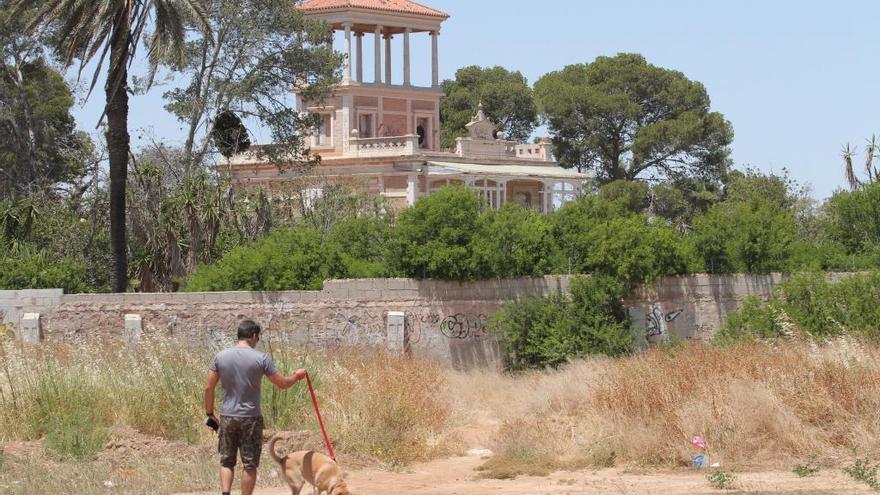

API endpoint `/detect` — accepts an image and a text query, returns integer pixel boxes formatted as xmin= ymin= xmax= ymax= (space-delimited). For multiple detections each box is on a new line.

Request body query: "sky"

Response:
xmin=70 ymin=0 xmax=880 ymax=201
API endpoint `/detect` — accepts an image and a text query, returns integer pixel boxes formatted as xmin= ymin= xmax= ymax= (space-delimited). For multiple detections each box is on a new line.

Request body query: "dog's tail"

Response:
xmin=268 ymin=434 xmax=285 ymax=466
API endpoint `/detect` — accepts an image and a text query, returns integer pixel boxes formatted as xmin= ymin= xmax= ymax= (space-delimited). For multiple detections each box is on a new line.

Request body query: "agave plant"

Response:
xmin=842 ymin=135 xmax=879 ymax=190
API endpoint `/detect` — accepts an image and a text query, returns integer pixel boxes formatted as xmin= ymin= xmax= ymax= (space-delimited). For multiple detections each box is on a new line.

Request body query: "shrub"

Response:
xmin=845 ymin=457 xmax=880 ymax=490
xmin=0 ymin=248 xmax=89 ymax=293
xmin=185 ymin=226 xmax=331 ymax=291
xmin=714 ymin=295 xmax=785 ymax=344
xmin=492 ymin=275 xmax=633 ymax=370
xmin=822 ymin=181 xmax=880 ymax=259
xmin=793 ymin=461 xmax=819 ymax=477
xmin=324 ymin=216 xmax=391 ymax=279
xmin=551 ymin=195 xmax=690 ymax=284
xmin=385 ymin=186 xmax=482 ymax=280
xmin=471 ymin=204 xmax=556 ymax=279
xmin=716 ymin=271 xmax=880 ymax=341
xmin=707 ymin=469 xmax=737 ymax=490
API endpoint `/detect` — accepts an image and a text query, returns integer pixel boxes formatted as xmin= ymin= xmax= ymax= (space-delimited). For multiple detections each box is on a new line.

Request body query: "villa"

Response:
xmin=229 ymin=0 xmax=588 ymax=212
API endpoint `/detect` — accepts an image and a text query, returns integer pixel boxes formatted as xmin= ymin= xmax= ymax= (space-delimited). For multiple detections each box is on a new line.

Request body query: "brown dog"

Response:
xmin=269 ymin=436 xmax=354 ymax=495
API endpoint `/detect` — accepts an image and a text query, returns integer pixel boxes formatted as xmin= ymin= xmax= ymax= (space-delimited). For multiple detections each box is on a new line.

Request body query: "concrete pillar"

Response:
xmin=384 ymin=31 xmax=393 ymax=85
xmin=343 ymin=23 xmax=352 ymax=83
xmin=406 ymin=174 xmax=419 ymax=205
xmin=19 ymin=312 xmax=40 ymax=343
xmin=387 ymin=311 xmax=405 ymax=354
xmin=403 ymin=27 xmax=412 ymax=86
xmin=355 ymin=32 xmax=363 ymax=82
xmin=124 ymin=314 xmax=142 ymax=345
xmin=431 ymin=30 xmax=440 ymax=87
xmin=374 ymin=26 xmax=383 ymax=83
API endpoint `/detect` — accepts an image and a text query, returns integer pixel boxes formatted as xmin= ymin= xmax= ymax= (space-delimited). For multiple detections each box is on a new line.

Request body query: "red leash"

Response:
xmin=305 ymin=371 xmax=336 ymax=461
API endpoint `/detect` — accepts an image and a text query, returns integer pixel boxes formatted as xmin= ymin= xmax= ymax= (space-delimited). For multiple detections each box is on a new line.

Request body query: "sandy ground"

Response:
xmin=178 ymin=451 xmax=874 ymax=495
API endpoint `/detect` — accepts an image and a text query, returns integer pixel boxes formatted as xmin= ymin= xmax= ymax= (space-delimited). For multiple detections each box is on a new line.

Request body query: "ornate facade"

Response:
xmin=228 ymin=0 xmax=588 ymax=211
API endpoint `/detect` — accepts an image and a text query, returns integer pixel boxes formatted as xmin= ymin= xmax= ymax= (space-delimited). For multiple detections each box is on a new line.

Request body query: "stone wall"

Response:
xmin=625 ymin=273 xmax=787 ymax=345
xmin=0 ymin=277 xmax=573 ymax=370
xmin=1 ymin=274 xmax=791 ymax=369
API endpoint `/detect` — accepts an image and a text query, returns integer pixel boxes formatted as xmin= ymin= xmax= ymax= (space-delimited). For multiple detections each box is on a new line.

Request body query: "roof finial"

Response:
xmin=475 ymin=100 xmax=486 ymax=121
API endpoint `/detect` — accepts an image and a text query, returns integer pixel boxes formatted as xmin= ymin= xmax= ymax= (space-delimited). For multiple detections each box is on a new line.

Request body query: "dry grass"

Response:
xmin=452 ymin=338 xmax=880 ymax=478
xmin=0 ymin=334 xmax=456 ymax=493
xmin=5 ymin=332 xmax=880 ymax=489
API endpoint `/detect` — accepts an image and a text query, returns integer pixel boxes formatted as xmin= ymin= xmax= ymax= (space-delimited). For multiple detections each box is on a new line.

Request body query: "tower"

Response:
xmin=297 ymin=0 xmax=448 ymax=156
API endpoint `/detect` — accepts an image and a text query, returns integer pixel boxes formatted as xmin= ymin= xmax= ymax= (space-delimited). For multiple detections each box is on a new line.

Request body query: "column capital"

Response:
xmin=342 ymin=21 xmax=353 ymax=28
xmin=405 ymin=27 xmax=413 ymax=33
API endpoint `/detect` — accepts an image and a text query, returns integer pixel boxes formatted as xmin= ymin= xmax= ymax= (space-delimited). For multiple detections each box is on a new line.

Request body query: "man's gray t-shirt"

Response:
xmin=210 ymin=347 xmax=277 ymax=417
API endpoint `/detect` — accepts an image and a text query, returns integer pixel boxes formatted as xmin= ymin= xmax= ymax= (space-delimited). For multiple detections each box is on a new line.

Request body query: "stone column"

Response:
xmin=403 ymin=27 xmax=412 ymax=86
xmin=374 ymin=26 xmax=383 ymax=83
xmin=406 ymin=175 xmax=419 ymax=206
xmin=355 ymin=32 xmax=364 ymax=82
xmin=431 ymin=30 xmax=440 ymax=87
xmin=343 ymin=23 xmax=352 ymax=83
xmin=384 ymin=31 xmax=393 ymax=85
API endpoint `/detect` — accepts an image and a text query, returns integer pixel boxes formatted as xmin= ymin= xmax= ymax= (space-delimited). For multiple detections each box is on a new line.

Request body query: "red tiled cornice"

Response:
xmin=298 ymin=0 xmax=449 ymax=19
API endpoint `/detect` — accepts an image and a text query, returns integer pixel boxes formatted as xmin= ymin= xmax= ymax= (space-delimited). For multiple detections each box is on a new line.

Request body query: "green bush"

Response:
xmin=471 ymin=204 xmax=556 ymax=279
xmin=324 ymin=216 xmax=391 ymax=279
xmin=714 ymin=295 xmax=784 ymax=344
xmin=492 ymin=275 xmax=633 ymax=370
xmin=551 ymin=195 xmax=691 ymax=284
xmin=185 ymin=227 xmax=330 ymax=291
xmin=716 ymin=271 xmax=880 ymax=341
xmin=0 ymin=248 xmax=89 ymax=293
xmin=822 ymin=182 xmax=880 ymax=258
xmin=385 ymin=186 xmax=482 ymax=280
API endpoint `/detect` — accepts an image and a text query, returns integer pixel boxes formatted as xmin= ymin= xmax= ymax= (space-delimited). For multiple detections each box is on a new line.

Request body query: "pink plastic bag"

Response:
xmin=690 ymin=436 xmax=706 ymax=449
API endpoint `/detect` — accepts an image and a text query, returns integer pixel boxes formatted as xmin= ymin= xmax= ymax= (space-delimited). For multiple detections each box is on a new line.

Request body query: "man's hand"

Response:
xmin=205 ymin=414 xmax=219 ymax=432
xmin=269 ymin=368 xmax=308 ymax=390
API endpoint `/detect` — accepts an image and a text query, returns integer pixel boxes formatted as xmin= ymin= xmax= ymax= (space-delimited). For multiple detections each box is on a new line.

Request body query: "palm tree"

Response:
xmin=18 ymin=0 xmax=209 ymax=292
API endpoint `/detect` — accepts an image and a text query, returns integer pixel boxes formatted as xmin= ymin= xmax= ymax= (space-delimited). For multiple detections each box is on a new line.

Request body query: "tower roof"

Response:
xmin=298 ymin=0 xmax=449 ymax=20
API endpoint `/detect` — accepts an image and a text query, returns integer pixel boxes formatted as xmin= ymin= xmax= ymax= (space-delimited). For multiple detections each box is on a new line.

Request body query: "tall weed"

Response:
xmin=469 ymin=340 xmax=880 ymax=477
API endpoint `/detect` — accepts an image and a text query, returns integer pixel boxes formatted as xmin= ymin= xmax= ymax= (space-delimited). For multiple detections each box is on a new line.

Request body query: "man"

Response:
xmin=204 ymin=319 xmax=307 ymax=495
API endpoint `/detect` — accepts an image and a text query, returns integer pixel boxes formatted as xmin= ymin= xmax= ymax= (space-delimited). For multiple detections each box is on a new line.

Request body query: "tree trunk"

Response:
xmin=105 ymin=15 xmax=131 ymax=293
xmin=11 ymin=56 xmax=38 ymax=188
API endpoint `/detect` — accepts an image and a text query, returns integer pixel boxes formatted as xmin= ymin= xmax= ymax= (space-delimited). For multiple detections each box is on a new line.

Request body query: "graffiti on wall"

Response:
xmin=646 ymin=306 xmax=684 ymax=338
xmin=335 ymin=310 xmax=386 ymax=345
xmin=404 ymin=311 xmax=490 ymax=344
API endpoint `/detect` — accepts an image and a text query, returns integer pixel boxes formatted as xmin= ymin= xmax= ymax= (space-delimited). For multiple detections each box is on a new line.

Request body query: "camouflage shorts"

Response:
xmin=218 ymin=416 xmax=264 ymax=470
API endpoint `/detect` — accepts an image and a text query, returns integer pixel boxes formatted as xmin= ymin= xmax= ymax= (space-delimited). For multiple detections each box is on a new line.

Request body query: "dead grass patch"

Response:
xmin=456 ymin=338 xmax=880 ymax=478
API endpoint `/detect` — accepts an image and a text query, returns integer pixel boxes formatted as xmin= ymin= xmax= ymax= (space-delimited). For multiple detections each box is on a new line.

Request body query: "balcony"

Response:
xmin=350 ymin=134 xmax=421 ymax=157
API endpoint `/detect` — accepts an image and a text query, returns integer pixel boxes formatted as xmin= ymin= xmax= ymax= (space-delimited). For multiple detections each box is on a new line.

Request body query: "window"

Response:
xmin=416 ymin=117 xmax=430 ymax=149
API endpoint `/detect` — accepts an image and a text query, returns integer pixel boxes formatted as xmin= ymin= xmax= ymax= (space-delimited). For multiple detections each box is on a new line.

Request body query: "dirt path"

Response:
xmin=178 ymin=451 xmax=872 ymax=495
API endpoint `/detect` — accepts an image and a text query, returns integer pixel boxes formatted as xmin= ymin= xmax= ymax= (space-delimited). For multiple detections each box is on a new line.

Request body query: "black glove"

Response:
xmin=205 ymin=415 xmax=219 ymax=432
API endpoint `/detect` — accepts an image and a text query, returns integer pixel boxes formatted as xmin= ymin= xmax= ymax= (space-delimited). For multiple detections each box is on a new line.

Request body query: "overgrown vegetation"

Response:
xmin=492 ymin=275 xmax=633 ymax=370
xmin=0 ymin=336 xmax=453 ymax=466
xmin=453 ymin=339 xmax=880 ymax=479
xmin=716 ymin=271 xmax=880 ymax=343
